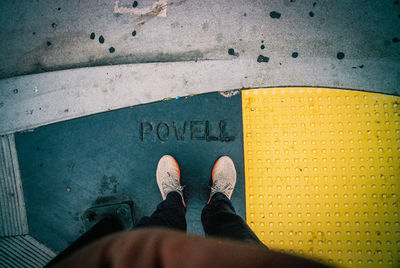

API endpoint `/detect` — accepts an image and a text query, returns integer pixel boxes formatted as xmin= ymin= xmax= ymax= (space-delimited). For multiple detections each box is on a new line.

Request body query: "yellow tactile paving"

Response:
xmin=242 ymin=88 xmax=400 ymax=267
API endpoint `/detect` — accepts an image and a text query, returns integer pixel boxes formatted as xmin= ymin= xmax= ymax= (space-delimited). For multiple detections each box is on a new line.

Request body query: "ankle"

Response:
xmin=207 ymin=191 xmax=228 ymax=204
xmin=167 ymin=190 xmax=186 ymax=207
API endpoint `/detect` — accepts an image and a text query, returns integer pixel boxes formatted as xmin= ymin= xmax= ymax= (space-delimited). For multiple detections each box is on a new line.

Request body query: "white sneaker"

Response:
xmin=209 ymin=156 xmax=237 ymax=200
xmin=156 ymin=155 xmax=185 ymax=205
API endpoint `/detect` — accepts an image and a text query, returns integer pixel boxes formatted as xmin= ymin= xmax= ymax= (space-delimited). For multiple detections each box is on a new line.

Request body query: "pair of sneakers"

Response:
xmin=156 ymin=155 xmax=237 ymax=206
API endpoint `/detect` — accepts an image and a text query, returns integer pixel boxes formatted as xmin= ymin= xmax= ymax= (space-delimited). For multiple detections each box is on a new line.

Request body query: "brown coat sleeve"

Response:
xmin=52 ymin=228 xmax=331 ymax=268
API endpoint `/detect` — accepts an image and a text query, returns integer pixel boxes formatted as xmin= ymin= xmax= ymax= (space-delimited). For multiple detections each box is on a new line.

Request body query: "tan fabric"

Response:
xmin=53 ymin=228 xmax=330 ymax=268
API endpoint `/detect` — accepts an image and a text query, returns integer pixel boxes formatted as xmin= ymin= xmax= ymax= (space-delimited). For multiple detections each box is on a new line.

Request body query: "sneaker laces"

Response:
xmin=210 ymin=182 xmax=233 ymax=195
xmin=161 ymin=181 xmax=185 ymax=193
xmin=162 ymin=181 xmax=185 ymax=205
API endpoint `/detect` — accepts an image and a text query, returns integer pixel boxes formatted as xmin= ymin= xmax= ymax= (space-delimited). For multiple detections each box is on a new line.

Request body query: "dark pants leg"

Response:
xmin=46 ymin=217 xmax=124 ymax=267
xmin=48 ymin=192 xmax=185 ymax=266
xmin=201 ymin=192 xmax=265 ymax=247
xmin=135 ymin=191 xmax=187 ymax=231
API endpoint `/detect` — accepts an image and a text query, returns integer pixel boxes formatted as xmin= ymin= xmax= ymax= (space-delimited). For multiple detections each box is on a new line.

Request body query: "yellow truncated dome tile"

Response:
xmin=242 ymin=88 xmax=400 ymax=267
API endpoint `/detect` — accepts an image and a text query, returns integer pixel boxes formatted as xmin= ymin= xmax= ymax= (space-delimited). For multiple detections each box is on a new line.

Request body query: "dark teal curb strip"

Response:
xmin=15 ymin=92 xmax=245 ymax=252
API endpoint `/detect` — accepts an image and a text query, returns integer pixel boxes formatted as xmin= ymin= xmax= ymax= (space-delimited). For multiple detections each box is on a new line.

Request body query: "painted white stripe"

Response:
xmin=113 ymin=0 xmax=168 ymax=17
xmin=0 ymin=58 xmax=399 ymax=135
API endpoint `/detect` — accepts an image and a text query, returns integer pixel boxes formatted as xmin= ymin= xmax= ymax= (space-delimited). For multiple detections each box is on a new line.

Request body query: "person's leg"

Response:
xmin=202 ymin=192 xmax=263 ymax=245
xmin=46 ymin=217 xmax=124 ymax=267
xmin=135 ymin=191 xmax=186 ymax=231
xmin=201 ymin=156 xmax=265 ymax=246
xmin=135 ymin=155 xmax=187 ymax=231
xmin=47 ymin=155 xmax=186 ymax=267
